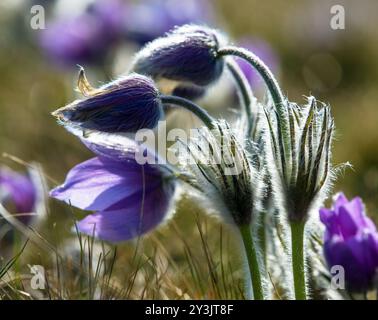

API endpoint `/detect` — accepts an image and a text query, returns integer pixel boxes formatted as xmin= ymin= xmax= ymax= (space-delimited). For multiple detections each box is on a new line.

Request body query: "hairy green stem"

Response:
xmin=218 ymin=46 xmax=285 ymax=115
xmin=160 ymin=95 xmax=215 ymax=130
xmin=218 ymin=46 xmax=290 ymax=165
xmin=290 ymin=220 xmax=307 ymax=300
xmin=239 ymin=224 xmax=264 ymax=300
xmin=225 ymin=59 xmax=254 ymax=137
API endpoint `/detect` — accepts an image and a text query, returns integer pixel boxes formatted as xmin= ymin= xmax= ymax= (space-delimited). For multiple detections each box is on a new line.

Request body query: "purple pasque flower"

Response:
xmin=320 ymin=193 xmax=378 ymax=292
xmin=123 ymin=0 xmax=213 ymax=46
xmin=53 ymin=71 xmax=164 ymax=133
xmin=50 ymin=135 xmax=177 ymax=242
xmin=0 ymin=167 xmax=36 ymax=224
xmin=236 ymin=38 xmax=280 ymax=90
xmin=40 ymin=0 xmax=125 ymax=66
xmin=132 ymin=24 xmax=226 ymax=99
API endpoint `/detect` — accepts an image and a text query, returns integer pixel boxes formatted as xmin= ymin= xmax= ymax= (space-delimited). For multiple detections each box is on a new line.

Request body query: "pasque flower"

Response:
xmin=53 ymin=70 xmax=164 ymax=133
xmin=132 ymin=24 xmax=226 ymax=99
xmin=320 ymin=193 xmax=378 ymax=292
xmin=0 ymin=167 xmax=36 ymax=224
xmin=50 ymin=135 xmax=177 ymax=242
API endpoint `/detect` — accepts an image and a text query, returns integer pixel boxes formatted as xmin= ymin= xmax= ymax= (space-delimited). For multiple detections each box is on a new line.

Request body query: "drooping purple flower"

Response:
xmin=53 ymin=71 xmax=164 ymax=133
xmin=236 ymin=38 xmax=280 ymax=90
xmin=132 ymin=24 xmax=226 ymax=99
xmin=320 ymin=193 xmax=378 ymax=292
xmin=0 ymin=167 xmax=36 ymax=224
xmin=123 ymin=0 xmax=213 ymax=45
xmin=50 ymin=136 xmax=176 ymax=242
xmin=40 ymin=0 xmax=125 ymax=66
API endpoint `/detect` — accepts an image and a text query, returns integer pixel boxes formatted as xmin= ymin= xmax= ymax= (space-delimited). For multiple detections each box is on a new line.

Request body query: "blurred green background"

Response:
xmin=0 ymin=0 xmax=377 ymax=219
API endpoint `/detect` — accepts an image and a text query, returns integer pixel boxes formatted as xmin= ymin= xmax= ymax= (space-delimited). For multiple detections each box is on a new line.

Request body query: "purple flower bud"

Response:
xmin=320 ymin=193 xmax=378 ymax=292
xmin=50 ymin=136 xmax=176 ymax=242
xmin=132 ymin=25 xmax=226 ymax=98
xmin=0 ymin=167 xmax=36 ymax=224
xmin=53 ymin=71 xmax=163 ymax=133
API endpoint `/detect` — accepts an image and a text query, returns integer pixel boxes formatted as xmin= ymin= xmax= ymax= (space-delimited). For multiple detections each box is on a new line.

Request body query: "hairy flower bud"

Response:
xmin=178 ymin=120 xmax=263 ymax=227
xmin=264 ymin=96 xmax=334 ymax=222
xmin=131 ymin=24 xmax=226 ymax=99
xmin=53 ymin=69 xmax=164 ymax=133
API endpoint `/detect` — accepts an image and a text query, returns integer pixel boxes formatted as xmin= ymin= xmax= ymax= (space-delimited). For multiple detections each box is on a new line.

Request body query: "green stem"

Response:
xmin=290 ymin=220 xmax=307 ymax=300
xmin=225 ymin=59 xmax=254 ymax=137
xmin=218 ymin=46 xmax=285 ymax=116
xmin=160 ymin=94 xmax=215 ymax=130
xmin=218 ymin=46 xmax=290 ymax=164
xmin=239 ymin=224 xmax=264 ymax=300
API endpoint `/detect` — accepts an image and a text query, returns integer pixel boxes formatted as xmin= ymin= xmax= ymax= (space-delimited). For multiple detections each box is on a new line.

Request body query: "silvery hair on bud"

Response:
xmin=176 ymin=119 xmax=265 ymax=227
xmin=131 ymin=24 xmax=227 ymax=99
xmin=264 ymin=96 xmax=335 ymax=223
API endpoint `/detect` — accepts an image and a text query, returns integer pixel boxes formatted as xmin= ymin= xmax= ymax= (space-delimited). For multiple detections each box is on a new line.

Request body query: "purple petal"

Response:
xmin=337 ymin=205 xmax=359 ymax=238
xmin=333 ymin=192 xmax=348 ymax=211
xmin=77 ymin=182 xmax=175 ymax=242
xmin=50 ymin=157 xmax=144 ymax=211
xmin=338 ymin=197 xmax=372 ymax=238
xmin=324 ymin=238 xmax=372 ymax=291
xmin=319 ymin=208 xmax=340 ymax=240
xmin=319 ymin=208 xmax=334 ymax=225
xmin=63 ymin=124 xmax=161 ymax=165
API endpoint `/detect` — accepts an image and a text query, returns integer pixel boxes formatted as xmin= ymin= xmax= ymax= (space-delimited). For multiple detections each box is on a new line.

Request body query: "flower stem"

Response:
xmin=218 ymin=46 xmax=285 ymax=115
xmin=239 ymin=224 xmax=264 ymax=300
xmin=225 ymin=59 xmax=254 ymax=137
xmin=290 ymin=220 xmax=307 ymax=300
xmin=218 ymin=46 xmax=290 ymax=162
xmin=160 ymin=94 xmax=215 ymax=130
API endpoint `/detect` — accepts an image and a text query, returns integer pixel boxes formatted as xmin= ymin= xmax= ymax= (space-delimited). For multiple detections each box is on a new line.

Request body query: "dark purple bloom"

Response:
xmin=40 ymin=0 xmax=124 ymax=66
xmin=236 ymin=38 xmax=280 ymax=90
xmin=320 ymin=193 xmax=378 ymax=292
xmin=53 ymin=72 xmax=163 ymax=133
xmin=50 ymin=137 xmax=176 ymax=242
xmin=0 ymin=167 xmax=36 ymax=224
xmin=123 ymin=0 xmax=213 ymax=45
xmin=132 ymin=24 xmax=226 ymax=98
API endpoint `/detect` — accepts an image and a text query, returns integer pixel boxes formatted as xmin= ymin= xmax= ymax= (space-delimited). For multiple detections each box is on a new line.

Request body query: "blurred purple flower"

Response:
xmin=123 ymin=0 xmax=213 ymax=45
xmin=320 ymin=193 xmax=378 ymax=292
xmin=40 ymin=0 xmax=125 ymax=66
xmin=236 ymin=38 xmax=280 ymax=90
xmin=50 ymin=137 xmax=176 ymax=242
xmin=0 ymin=167 xmax=36 ymax=224
xmin=53 ymin=71 xmax=163 ymax=133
